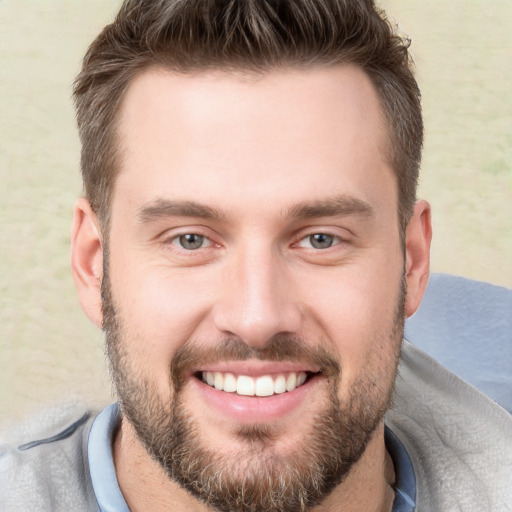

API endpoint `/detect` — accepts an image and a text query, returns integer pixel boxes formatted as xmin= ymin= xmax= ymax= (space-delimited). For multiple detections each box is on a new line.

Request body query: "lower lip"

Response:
xmin=190 ymin=375 xmax=321 ymax=424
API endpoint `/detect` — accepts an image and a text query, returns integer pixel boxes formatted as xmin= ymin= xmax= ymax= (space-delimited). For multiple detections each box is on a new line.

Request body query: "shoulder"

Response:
xmin=0 ymin=402 xmax=100 ymax=512
xmin=386 ymin=341 xmax=512 ymax=512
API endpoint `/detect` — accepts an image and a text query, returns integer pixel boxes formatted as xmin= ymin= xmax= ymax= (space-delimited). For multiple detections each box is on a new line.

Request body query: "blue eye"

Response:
xmin=175 ymin=234 xmax=208 ymax=250
xmin=298 ymin=233 xmax=339 ymax=249
xmin=309 ymin=233 xmax=335 ymax=249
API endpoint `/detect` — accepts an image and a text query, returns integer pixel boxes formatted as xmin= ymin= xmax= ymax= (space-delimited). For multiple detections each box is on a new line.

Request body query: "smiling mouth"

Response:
xmin=198 ymin=371 xmax=317 ymax=397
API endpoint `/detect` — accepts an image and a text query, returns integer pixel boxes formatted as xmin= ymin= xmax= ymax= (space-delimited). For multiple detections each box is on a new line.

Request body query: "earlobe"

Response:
xmin=71 ymin=198 xmax=104 ymax=328
xmin=404 ymin=200 xmax=432 ymax=318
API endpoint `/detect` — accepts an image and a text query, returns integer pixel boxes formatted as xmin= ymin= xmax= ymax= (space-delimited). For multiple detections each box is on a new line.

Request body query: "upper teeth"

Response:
xmin=202 ymin=371 xmax=308 ymax=396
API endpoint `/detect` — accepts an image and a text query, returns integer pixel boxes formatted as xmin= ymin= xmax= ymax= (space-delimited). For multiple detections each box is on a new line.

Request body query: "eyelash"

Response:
xmin=162 ymin=230 xmax=215 ymax=252
xmin=295 ymin=233 xmax=343 ymax=250
xmin=164 ymin=231 xmax=345 ymax=253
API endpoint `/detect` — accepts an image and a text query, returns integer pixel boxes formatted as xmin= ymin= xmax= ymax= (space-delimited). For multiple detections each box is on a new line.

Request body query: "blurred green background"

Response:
xmin=1 ymin=1 xmax=511 ymax=424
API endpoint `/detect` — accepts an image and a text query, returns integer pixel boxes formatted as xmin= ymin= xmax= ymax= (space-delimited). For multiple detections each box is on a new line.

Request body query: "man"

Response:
xmin=1 ymin=1 xmax=510 ymax=511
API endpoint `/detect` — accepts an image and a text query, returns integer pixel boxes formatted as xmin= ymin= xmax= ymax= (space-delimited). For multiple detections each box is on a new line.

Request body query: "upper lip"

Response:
xmin=192 ymin=360 xmax=321 ymax=377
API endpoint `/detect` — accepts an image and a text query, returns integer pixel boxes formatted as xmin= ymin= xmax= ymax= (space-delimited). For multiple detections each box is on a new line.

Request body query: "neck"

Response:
xmin=316 ymin=423 xmax=396 ymax=512
xmin=113 ymin=419 xmax=395 ymax=512
xmin=113 ymin=416 xmax=205 ymax=512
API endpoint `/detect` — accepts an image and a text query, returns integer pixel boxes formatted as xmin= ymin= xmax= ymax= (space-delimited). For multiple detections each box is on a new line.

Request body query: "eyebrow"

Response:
xmin=137 ymin=199 xmax=225 ymax=224
xmin=286 ymin=195 xmax=375 ymax=220
xmin=137 ymin=194 xmax=374 ymax=225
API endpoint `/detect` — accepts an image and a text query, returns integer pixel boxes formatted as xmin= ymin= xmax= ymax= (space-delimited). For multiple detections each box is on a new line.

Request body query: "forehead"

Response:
xmin=114 ymin=64 xmax=395 ymax=219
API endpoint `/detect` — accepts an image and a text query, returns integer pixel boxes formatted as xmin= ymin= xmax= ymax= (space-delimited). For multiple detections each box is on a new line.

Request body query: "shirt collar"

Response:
xmin=88 ymin=403 xmax=416 ymax=511
xmin=385 ymin=424 xmax=417 ymax=511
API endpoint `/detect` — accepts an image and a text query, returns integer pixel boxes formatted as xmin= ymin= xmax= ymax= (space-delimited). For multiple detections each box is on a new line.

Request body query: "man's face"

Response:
xmin=104 ymin=65 xmax=405 ymax=510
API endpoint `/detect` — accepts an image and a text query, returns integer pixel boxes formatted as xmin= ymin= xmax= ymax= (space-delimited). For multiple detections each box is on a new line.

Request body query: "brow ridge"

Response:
xmin=137 ymin=199 xmax=225 ymax=223
xmin=287 ymin=195 xmax=374 ymax=220
xmin=137 ymin=195 xmax=374 ymax=225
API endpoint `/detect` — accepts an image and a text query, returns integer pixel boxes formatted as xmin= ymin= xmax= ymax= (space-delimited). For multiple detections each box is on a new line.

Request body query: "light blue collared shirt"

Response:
xmin=88 ymin=403 xmax=416 ymax=511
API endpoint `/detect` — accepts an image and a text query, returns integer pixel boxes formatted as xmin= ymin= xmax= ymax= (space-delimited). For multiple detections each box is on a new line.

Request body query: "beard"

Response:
xmin=102 ymin=257 xmax=405 ymax=512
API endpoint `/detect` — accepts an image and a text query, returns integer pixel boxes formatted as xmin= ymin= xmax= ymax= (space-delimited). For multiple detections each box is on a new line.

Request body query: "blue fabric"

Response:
xmin=405 ymin=273 xmax=512 ymax=413
xmin=88 ymin=404 xmax=416 ymax=510
xmin=88 ymin=403 xmax=129 ymax=512
xmin=385 ymin=426 xmax=416 ymax=512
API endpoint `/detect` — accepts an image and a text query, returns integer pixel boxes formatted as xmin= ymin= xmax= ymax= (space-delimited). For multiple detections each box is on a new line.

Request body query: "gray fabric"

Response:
xmin=387 ymin=340 xmax=512 ymax=512
xmin=1 ymin=343 xmax=511 ymax=511
xmin=0 ymin=402 xmax=99 ymax=512
xmin=405 ymin=273 xmax=512 ymax=413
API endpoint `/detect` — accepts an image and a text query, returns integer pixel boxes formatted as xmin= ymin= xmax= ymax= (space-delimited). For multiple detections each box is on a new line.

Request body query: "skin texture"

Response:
xmin=71 ymin=64 xmax=431 ymax=511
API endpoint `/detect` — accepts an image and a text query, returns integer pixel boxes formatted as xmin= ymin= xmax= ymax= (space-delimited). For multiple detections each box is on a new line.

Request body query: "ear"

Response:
xmin=71 ymin=198 xmax=104 ymax=328
xmin=404 ymin=200 xmax=432 ymax=318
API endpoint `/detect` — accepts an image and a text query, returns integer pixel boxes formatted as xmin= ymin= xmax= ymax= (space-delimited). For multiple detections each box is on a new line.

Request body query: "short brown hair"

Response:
xmin=74 ymin=0 xmax=422 ymax=232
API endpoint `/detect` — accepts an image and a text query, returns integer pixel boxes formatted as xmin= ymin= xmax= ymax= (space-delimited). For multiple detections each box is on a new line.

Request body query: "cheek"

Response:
xmin=302 ymin=258 xmax=403 ymax=379
xmin=109 ymin=260 xmax=218 ymax=387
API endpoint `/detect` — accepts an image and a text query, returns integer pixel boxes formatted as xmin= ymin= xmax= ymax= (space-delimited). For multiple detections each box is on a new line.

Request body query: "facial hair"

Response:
xmin=102 ymin=255 xmax=405 ymax=512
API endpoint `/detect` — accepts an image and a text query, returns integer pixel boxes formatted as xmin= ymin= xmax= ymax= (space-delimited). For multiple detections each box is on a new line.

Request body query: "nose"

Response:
xmin=212 ymin=244 xmax=302 ymax=348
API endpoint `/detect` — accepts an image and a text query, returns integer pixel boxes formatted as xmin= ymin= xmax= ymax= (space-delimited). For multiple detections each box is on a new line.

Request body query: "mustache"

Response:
xmin=170 ymin=334 xmax=341 ymax=391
